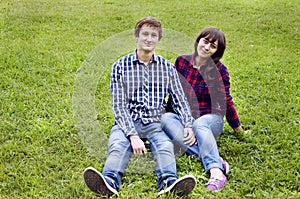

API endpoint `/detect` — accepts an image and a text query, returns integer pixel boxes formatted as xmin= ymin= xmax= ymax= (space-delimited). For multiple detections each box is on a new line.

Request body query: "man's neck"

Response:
xmin=137 ymin=49 xmax=153 ymax=64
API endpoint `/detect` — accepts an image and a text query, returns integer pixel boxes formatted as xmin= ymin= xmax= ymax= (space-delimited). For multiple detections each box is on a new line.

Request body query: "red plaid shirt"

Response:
xmin=174 ymin=54 xmax=241 ymax=129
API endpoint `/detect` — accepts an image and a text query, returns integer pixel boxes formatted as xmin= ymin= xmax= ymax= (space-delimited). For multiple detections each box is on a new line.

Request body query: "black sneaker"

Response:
xmin=83 ymin=167 xmax=119 ymax=197
xmin=157 ymin=175 xmax=196 ymax=197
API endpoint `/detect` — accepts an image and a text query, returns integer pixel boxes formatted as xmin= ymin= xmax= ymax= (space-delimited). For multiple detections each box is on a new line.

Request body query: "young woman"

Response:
xmin=161 ymin=27 xmax=243 ymax=191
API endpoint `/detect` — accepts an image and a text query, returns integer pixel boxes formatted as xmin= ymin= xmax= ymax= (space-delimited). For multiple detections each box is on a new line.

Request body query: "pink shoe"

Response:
xmin=205 ymin=174 xmax=227 ymax=191
xmin=220 ymin=157 xmax=230 ymax=174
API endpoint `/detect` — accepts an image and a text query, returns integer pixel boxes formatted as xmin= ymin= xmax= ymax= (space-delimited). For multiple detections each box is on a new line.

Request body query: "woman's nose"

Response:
xmin=204 ymin=43 xmax=210 ymax=50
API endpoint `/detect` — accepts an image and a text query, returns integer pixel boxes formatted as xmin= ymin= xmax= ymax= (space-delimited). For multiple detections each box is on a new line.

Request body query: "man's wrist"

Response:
xmin=184 ymin=122 xmax=193 ymax=129
xmin=129 ymin=135 xmax=139 ymax=141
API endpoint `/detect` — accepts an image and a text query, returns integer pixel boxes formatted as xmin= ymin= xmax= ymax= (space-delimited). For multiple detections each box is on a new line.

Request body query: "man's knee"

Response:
xmin=108 ymin=139 xmax=131 ymax=155
xmin=161 ymin=112 xmax=177 ymax=127
xmin=157 ymin=140 xmax=174 ymax=153
xmin=161 ymin=112 xmax=173 ymax=122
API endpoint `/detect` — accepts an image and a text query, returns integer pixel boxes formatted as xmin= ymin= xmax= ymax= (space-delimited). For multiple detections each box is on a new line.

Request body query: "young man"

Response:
xmin=83 ymin=16 xmax=196 ymax=197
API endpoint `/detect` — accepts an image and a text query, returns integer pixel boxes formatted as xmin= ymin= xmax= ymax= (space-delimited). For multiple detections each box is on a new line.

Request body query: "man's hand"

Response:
xmin=183 ymin=128 xmax=197 ymax=146
xmin=129 ymin=135 xmax=147 ymax=154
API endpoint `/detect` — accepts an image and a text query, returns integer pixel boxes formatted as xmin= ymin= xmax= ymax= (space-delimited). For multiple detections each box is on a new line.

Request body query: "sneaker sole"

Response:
xmin=220 ymin=157 xmax=230 ymax=175
xmin=83 ymin=167 xmax=118 ymax=197
xmin=158 ymin=175 xmax=196 ymax=197
xmin=223 ymin=161 xmax=230 ymax=175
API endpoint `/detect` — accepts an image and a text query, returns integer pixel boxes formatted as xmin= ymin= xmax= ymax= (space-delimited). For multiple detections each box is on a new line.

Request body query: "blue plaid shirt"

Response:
xmin=110 ymin=51 xmax=194 ymax=136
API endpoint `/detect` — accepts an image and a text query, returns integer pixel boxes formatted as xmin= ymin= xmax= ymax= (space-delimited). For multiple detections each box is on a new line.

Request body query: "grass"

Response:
xmin=1 ymin=0 xmax=299 ymax=198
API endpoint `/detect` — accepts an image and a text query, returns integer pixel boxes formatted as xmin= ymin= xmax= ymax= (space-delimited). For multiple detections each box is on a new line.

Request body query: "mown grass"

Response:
xmin=1 ymin=0 xmax=299 ymax=198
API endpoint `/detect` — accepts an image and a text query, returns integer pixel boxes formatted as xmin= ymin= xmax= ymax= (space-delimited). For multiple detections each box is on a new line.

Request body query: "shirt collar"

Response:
xmin=132 ymin=50 xmax=139 ymax=62
xmin=133 ymin=50 xmax=158 ymax=64
xmin=188 ymin=54 xmax=196 ymax=68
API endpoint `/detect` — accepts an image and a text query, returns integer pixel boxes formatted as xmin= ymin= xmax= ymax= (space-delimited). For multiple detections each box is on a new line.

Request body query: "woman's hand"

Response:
xmin=234 ymin=125 xmax=243 ymax=133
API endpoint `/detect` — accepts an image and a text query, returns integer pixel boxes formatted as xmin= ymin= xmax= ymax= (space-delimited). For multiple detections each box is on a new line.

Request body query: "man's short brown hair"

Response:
xmin=134 ymin=16 xmax=162 ymax=40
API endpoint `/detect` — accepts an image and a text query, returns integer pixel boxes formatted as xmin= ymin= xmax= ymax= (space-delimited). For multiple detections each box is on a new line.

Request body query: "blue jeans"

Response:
xmin=161 ymin=112 xmax=224 ymax=173
xmin=102 ymin=120 xmax=178 ymax=191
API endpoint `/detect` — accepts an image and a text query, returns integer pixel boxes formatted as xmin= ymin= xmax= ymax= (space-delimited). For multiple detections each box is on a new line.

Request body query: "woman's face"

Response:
xmin=197 ymin=37 xmax=218 ymax=59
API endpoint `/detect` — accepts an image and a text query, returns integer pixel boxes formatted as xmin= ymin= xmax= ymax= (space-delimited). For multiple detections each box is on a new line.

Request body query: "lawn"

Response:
xmin=1 ymin=0 xmax=299 ymax=198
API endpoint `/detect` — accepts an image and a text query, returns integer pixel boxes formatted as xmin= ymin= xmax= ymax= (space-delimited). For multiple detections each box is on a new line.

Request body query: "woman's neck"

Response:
xmin=194 ymin=55 xmax=207 ymax=67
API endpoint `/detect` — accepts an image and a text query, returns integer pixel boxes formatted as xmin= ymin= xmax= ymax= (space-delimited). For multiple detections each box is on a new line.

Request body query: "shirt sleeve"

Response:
xmin=168 ymin=64 xmax=194 ymax=128
xmin=110 ymin=61 xmax=137 ymax=137
xmin=220 ymin=64 xmax=241 ymax=129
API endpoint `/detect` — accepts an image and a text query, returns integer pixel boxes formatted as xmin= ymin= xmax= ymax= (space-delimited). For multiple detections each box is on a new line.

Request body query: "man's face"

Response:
xmin=136 ymin=24 xmax=160 ymax=53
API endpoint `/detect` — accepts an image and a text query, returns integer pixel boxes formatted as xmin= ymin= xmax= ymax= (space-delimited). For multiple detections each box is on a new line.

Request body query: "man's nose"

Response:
xmin=146 ymin=35 xmax=152 ymax=41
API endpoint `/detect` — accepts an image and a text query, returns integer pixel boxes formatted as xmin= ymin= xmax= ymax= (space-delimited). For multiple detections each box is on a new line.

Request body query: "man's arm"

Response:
xmin=168 ymin=65 xmax=194 ymax=128
xmin=110 ymin=62 xmax=146 ymax=153
xmin=110 ymin=62 xmax=137 ymax=136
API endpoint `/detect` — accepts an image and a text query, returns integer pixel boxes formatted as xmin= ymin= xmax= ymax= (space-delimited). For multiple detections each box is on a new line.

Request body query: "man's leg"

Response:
xmin=84 ymin=124 xmax=132 ymax=196
xmin=140 ymin=122 xmax=196 ymax=196
xmin=102 ymin=125 xmax=133 ymax=189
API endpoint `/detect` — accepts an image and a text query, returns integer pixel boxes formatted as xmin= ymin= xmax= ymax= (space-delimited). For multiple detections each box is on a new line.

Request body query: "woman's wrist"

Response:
xmin=234 ymin=125 xmax=243 ymax=133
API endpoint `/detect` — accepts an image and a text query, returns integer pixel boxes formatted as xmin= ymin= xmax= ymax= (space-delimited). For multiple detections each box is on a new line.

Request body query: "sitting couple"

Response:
xmin=83 ymin=16 xmax=242 ymax=197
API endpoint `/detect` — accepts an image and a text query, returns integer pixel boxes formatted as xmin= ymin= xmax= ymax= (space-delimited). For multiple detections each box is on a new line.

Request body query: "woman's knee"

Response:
xmin=193 ymin=115 xmax=223 ymax=139
xmin=193 ymin=117 xmax=210 ymax=129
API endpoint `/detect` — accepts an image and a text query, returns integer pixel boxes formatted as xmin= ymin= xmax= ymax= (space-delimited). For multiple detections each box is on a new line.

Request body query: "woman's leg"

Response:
xmin=192 ymin=114 xmax=224 ymax=173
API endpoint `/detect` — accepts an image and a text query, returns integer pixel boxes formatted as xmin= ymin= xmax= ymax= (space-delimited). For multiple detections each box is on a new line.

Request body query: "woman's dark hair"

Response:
xmin=134 ymin=16 xmax=162 ymax=40
xmin=194 ymin=27 xmax=226 ymax=64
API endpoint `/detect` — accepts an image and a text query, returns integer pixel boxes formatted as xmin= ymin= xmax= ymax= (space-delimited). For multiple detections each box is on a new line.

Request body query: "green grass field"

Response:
xmin=1 ymin=0 xmax=299 ymax=198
